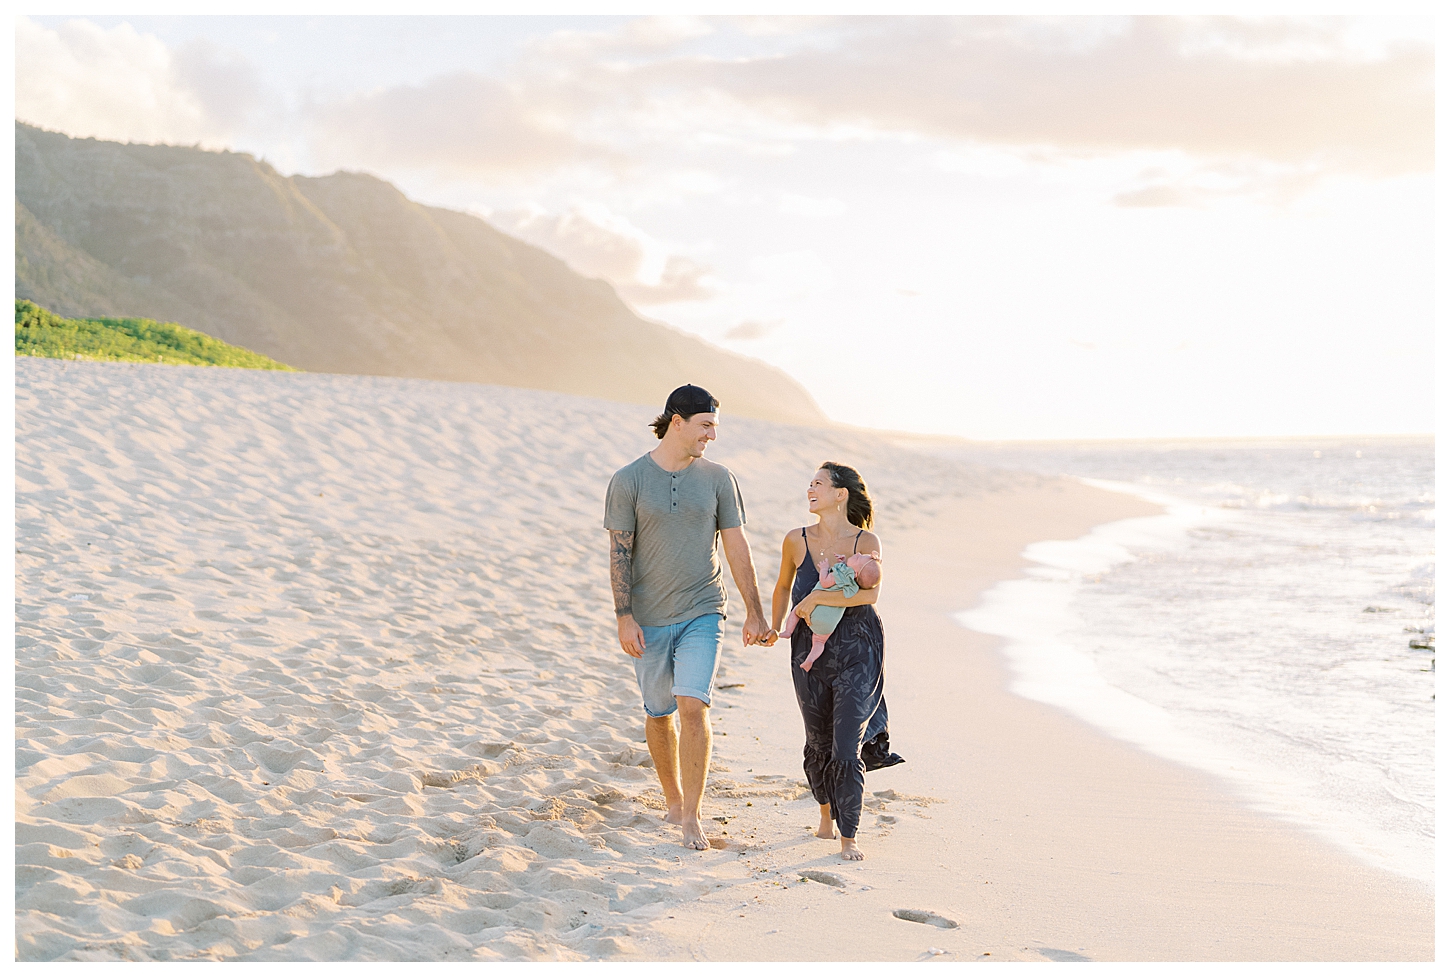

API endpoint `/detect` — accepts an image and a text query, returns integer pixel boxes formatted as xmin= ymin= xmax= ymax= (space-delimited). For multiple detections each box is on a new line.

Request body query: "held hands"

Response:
xmin=741 ymin=612 xmax=770 ymax=648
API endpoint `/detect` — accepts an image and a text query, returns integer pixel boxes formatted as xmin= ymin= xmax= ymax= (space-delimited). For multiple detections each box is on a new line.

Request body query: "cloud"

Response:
xmin=623 ymin=255 xmax=715 ymax=305
xmin=649 ymin=16 xmax=1433 ymax=176
xmin=17 ymin=13 xmax=1428 ymax=222
xmin=305 ymin=72 xmax=612 ymax=179
xmin=724 ymin=318 xmax=784 ymax=341
xmin=170 ymin=38 xmax=265 ymax=133
xmin=496 ymin=205 xmax=643 ymax=282
xmin=336 ymin=15 xmax=1425 ymax=197
xmin=14 ymin=18 xmax=615 ymax=183
xmin=532 ymin=15 xmax=716 ymax=58
xmin=15 ymin=16 xmax=265 ymax=148
xmin=1112 ymin=157 xmax=1326 ymax=208
xmin=749 ymin=250 xmax=835 ymax=299
xmin=1114 ymin=185 xmax=1199 ymax=208
xmin=780 ymin=193 xmax=846 ymax=217
xmin=494 ymin=205 xmax=714 ymax=306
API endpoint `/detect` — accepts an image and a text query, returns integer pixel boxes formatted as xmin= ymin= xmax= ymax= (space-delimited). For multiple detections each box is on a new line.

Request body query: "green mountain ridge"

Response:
xmin=15 ymin=299 xmax=294 ymax=370
xmin=14 ymin=122 xmax=827 ymax=426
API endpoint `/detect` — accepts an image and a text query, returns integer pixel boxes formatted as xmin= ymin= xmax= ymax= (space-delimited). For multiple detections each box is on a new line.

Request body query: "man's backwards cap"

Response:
xmin=665 ymin=384 xmax=719 ymax=418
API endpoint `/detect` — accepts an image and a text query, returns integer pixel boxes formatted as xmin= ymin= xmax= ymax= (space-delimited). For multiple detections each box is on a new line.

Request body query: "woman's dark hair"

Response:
xmin=820 ymin=461 xmax=873 ymax=529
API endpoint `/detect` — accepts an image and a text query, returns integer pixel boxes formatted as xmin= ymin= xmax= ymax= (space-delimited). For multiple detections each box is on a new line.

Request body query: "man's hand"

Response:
xmin=741 ymin=611 xmax=769 ymax=647
xmin=617 ymin=613 xmax=646 ymax=658
xmin=759 ymin=628 xmax=780 ymax=647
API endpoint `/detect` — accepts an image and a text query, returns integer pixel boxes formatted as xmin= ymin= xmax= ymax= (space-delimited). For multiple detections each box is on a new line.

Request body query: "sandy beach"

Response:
xmin=14 ymin=359 xmax=1433 ymax=961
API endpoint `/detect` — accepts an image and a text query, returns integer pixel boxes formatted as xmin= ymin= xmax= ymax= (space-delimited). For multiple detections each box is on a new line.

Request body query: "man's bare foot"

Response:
xmin=664 ymin=802 xmax=684 ymax=825
xmin=840 ymin=837 xmax=864 ymax=861
xmin=681 ymin=816 xmax=710 ymax=850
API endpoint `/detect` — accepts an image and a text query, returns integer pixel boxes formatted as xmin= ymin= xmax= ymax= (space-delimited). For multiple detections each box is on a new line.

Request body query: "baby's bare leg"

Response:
xmin=801 ymin=633 xmax=829 ymax=671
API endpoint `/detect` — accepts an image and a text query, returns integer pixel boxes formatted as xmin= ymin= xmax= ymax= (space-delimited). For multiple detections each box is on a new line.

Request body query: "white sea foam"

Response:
xmin=957 ymin=485 xmax=1257 ymax=802
xmin=955 ymin=453 xmax=1434 ymax=887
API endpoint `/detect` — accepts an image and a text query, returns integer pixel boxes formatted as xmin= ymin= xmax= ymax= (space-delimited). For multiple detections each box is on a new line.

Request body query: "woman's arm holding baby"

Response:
xmin=794 ymin=535 xmax=881 ymax=617
xmin=797 ymin=585 xmax=878 ymax=614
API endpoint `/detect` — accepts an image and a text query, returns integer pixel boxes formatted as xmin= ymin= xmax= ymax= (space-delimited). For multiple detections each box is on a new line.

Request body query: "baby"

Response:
xmin=782 ymin=551 xmax=882 ymax=671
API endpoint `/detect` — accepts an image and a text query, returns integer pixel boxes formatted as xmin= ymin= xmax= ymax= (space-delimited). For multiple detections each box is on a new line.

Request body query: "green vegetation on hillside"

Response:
xmin=15 ymin=122 xmax=825 ymax=424
xmin=15 ymin=300 xmax=295 ymax=371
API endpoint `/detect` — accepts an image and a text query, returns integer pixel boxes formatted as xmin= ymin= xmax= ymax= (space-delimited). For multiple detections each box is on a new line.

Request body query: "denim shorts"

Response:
xmin=635 ymin=613 xmax=725 ymax=717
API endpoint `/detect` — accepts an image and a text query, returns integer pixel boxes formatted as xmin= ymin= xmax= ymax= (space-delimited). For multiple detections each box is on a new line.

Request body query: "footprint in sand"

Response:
xmin=893 ymin=909 xmax=959 ymax=929
xmin=798 ymin=870 xmax=846 ymax=888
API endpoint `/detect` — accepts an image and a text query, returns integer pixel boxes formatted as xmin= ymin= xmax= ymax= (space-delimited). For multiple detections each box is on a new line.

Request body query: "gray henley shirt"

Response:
xmin=602 ymin=453 xmax=746 ymax=627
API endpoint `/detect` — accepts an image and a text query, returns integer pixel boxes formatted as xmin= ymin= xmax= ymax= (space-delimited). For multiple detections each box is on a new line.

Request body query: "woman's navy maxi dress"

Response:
xmin=789 ymin=528 xmax=897 ymax=839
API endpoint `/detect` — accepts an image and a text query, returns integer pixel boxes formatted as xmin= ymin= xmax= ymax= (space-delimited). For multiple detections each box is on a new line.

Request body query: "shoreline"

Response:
xmin=966 ymin=477 xmax=1432 ymax=887
xmin=645 ymin=478 xmax=1434 ymax=961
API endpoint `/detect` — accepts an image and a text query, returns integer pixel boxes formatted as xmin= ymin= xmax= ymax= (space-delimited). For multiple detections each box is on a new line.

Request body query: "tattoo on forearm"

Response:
xmin=609 ymin=531 xmax=635 ymax=617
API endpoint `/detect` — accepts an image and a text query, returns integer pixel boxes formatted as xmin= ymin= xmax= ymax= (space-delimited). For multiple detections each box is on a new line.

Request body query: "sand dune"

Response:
xmin=13 ymin=358 xmax=1006 ymax=961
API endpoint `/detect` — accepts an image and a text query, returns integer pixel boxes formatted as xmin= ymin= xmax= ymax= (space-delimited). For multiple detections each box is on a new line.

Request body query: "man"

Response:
xmin=603 ymin=384 xmax=770 ymax=850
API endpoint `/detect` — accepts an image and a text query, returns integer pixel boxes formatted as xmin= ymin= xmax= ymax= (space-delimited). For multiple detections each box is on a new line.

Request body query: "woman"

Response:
xmin=767 ymin=462 xmax=898 ymax=861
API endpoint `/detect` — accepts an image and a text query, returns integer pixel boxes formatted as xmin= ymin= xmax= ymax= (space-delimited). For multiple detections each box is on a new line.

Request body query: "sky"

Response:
xmin=14 ymin=13 xmax=1436 ymax=440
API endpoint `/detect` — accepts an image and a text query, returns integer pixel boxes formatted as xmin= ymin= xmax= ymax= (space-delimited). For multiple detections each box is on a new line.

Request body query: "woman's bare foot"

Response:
xmin=840 ymin=836 xmax=864 ymax=860
xmin=681 ymin=816 xmax=710 ymax=850
xmin=815 ymin=805 xmax=835 ymax=839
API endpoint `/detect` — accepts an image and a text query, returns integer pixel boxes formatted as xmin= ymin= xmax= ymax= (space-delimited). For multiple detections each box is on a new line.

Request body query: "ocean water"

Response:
xmin=935 ymin=437 xmax=1434 ymax=885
